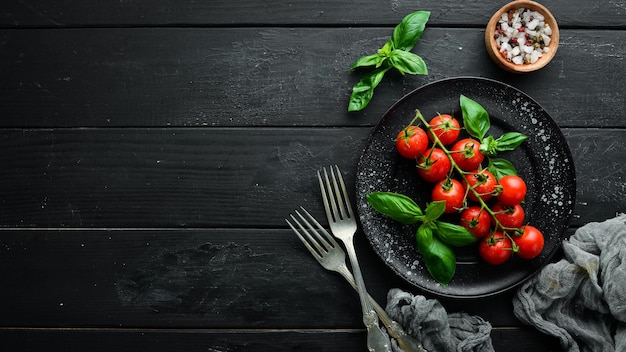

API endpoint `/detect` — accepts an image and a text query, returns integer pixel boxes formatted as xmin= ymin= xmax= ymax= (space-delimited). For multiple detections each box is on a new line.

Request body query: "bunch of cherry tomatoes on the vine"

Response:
xmin=395 ymin=112 xmax=544 ymax=265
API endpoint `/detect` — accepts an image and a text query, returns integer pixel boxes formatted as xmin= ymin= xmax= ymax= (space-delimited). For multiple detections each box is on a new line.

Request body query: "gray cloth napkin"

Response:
xmin=513 ymin=214 xmax=626 ymax=352
xmin=385 ymin=288 xmax=494 ymax=352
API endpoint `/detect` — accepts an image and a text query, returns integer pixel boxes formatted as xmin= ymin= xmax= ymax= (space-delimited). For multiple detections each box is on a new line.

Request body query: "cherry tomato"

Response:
xmin=498 ymin=175 xmax=527 ymax=206
xmin=432 ymin=178 xmax=466 ymax=214
xmin=460 ymin=206 xmax=491 ymax=238
xmin=464 ymin=169 xmax=497 ymax=202
xmin=479 ymin=232 xmax=512 ymax=265
xmin=395 ymin=126 xmax=429 ymax=159
xmin=450 ymin=138 xmax=484 ymax=171
xmin=428 ymin=114 xmax=460 ymax=145
xmin=492 ymin=202 xmax=525 ymax=229
xmin=513 ymin=225 xmax=545 ymax=259
xmin=417 ymin=148 xmax=452 ymax=183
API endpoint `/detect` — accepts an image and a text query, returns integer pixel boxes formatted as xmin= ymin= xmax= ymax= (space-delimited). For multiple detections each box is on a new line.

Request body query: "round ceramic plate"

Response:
xmin=355 ymin=77 xmax=576 ymax=298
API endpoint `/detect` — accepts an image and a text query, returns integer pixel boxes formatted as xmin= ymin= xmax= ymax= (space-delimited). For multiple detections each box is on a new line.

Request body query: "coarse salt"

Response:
xmin=494 ymin=7 xmax=552 ymax=65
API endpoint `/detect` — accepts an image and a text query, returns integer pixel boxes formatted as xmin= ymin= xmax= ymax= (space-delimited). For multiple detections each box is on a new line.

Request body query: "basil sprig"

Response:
xmin=460 ymin=95 xmax=528 ymax=178
xmin=366 ymin=192 xmax=476 ymax=286
xmin=348 ymin=11 xmax=430 ymax=112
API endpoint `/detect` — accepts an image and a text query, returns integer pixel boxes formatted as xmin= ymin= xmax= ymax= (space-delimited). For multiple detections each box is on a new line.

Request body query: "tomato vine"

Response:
xmin=366 ymin=95 xmax=545 ymax=286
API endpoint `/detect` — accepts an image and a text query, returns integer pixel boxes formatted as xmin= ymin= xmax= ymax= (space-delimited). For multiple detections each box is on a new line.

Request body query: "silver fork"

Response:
xmin=317 ymin=165 xmax=391 ymax=352
xmin=286 ymin=207 xmax=427 ymax=352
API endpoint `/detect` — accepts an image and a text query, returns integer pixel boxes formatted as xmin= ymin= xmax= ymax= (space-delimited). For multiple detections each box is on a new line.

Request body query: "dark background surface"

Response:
xmin=1 ymin=1 xmax=624 ymax=351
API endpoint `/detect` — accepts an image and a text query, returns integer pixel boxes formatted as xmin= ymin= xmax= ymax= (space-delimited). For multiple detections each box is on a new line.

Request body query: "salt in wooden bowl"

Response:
xmin=485 ymin=0 xmax=559 ymax=73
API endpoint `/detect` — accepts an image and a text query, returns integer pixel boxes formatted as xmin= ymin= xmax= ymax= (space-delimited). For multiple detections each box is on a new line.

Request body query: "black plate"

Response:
xmin=355 ymin=77 xmax=576 ymax=298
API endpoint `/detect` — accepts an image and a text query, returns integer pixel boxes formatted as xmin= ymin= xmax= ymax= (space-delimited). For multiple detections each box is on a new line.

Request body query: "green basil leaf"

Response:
xmin=366 ymin=192 xmax=424 ymax=224
xmin=348 ymin=67 xmax=390 ymax=112
xmin=424 ymin=200 xmax=446 ymax=221
xmin=378 ymin=39 xmax=394 ymax=57
xmin=487 ymin=157 xmax=518 ymax=180
xmin=391 ymin=11 xmax=431 ymax=51
xmin=351 ymin=53 xmax=386 ymax=71
xmin=388 ymin=50 xmax=428 ymax=75
xmin=415 ymin=223 xmax=433 ymax=243
xmin=495 ymin=132 xmax=528 ymax=152
xmin=416 ymin=224 xmax=456 ymax=286
xmin=460 ymin=95 xmax=490 ymax=139
xmin=480 ymin=135 xmax=498 ymax=156
xmin=434 ymin=220 xmax=478 ymax=247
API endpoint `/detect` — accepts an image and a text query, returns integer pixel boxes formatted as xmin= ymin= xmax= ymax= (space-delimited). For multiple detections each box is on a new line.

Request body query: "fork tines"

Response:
xmin=286 ymin=207 xmax=339 ymax=258
xmin=318 ymin=165 xmax=355 ymax=222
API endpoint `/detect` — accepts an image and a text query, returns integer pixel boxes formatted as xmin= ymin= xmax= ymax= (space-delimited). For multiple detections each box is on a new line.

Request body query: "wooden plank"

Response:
xmin=0 ymin=28 xmax=624 ymax=128
xmin=1 ymin=0 xmax=623 ymax=27
xmin=0 ymin=127 xmax=622 ymax=228
xmin=0 ymin=228 xmax=566 ymax=328
xmin=0 ymin=327 xmax=562 ymax=352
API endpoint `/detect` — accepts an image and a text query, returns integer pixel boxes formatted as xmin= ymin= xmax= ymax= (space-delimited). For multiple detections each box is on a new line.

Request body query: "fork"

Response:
xmin=317 ymin=165 xmax=392 ymax=352
xmin=286 ymin=207 xmax=427 ymax=352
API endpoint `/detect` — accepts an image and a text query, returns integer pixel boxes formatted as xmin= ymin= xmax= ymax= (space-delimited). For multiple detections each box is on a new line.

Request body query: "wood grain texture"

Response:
xmin=0 ymin=327 xmax=561 ymax=352
xmin=1 ymin=0 xmax=624 ymax=27
xmin=0 ymin=229 xmax=571 ymax=328
xmin=0 ymin=28 xmax=624 ymax=128
xmin=0 ymin=128 xmax=622 ymax=228
xmin=1 ymin=1 xmax=621 ymax=350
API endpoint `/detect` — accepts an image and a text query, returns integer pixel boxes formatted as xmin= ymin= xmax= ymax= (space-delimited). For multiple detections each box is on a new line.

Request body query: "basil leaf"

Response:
xmin=495 ymin=132 xmax=528 ymax=152
xmin=378 ymin=39 xmax=394 ymax=57
xmin=366 ymin=192 xmax=424 ymax=224
xmin=480 ymin=135 xmax=498 ymax=156
xmin=416 ymin=224 xmax=456 ymax=286
xmin=434 ymin=220 xmax=478 ymax=247
xmin=351 ymin=53 xmax=386 ymax=71
xmin=388 ymin=50 xmax=428 ymax=75
xmin=487 ymin=157 xmax=518 ymax=180
xmin=348 ymin=67 xmax=390 ymax=112
xmin=391 ymin=11 xmax=431 ymax=51
xmin=460 ymin=95 xmax=490 ymax=139
xmin=424 ymin=200 xmax=446 ymax=221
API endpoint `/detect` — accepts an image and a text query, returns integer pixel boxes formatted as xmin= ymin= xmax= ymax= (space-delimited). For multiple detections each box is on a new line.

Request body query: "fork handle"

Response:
xmin=343 ymin=241 xmax=391 ymax=352
xmin=336 ymin=264 xmax=428 ymax=352
xmin=372 ymin=303 xmax=428 ymax=352
xmin=343 ymin=241 xmax=375 ymax=317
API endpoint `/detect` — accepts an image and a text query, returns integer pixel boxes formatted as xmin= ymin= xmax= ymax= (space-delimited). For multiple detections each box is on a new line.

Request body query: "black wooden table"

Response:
xmin=1 ymin=1 xmax=624 ymax=351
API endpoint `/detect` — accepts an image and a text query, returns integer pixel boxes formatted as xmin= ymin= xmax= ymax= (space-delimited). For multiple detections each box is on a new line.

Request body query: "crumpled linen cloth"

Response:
xmin=385 ymin=288 xmax=494 ymax=352
xmin=513 ymin=214 xmax=626 ymax=352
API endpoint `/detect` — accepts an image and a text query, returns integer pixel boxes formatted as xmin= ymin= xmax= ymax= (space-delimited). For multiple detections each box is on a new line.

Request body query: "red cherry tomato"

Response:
xmin=464 ymin=169 xmax=497 ymax=202
xmin=513 ymin=225 xmax=545 ymax=259
xmin=460 ymin=206 xmax=491 ymax=238
xmin=450 ymin=138 xmax=484 ymax=171
xmin=428 ymin=114 xmax=460 ymax=145
xmin=417 ymin=148 xmax=452 ymax=183
xmin=492 ymin=202 xmax=525 ymax=229
xmin=479 ymin=232 xmax=512 ymax=265
xmin=432 ymin=178 xmax=466 ymax=214
xmin=498 ymin=175 xmax=527 ymax=206
xmin=395 ymin=126 xmax=429 ymax=159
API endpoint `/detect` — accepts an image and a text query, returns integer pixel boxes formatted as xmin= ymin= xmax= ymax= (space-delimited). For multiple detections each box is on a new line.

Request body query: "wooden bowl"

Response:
xmin=485 ymin=0 xmax=559 ymax=73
